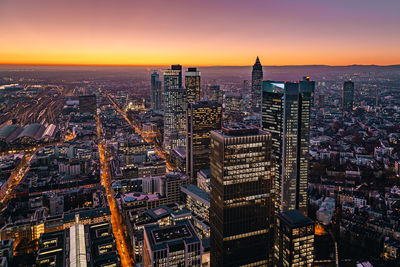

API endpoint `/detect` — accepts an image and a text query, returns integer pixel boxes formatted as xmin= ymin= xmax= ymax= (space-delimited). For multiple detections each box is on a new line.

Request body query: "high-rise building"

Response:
xmin=186 ymin=101 xmax=222 ymax=182
xmin=143 ymin=219 xmax=202 ymax=267
xmin=185 ymin=68 xmax=201 ymax=103
xmin=151 ymin=72 xmax=162 ymax=111
xmin=274 ymin=210 xmax=315 ymax=267
xmin=210 ymin=126 xmax=274 ymax=266
xmin=209 ymin=85 xmax=222 ymax=104
xmin=164 ymin=64 xmax=182 ymax=90
xmin=262 ymin=77 xmax=314 ymax=215
xmin=251 ymin=57 xmax=263 ymax=114
xmin=79 ymin=94 xmax=96 ymax=114
xmin=163 ymin=65 xmax=186 ymax=151
xmin=342 ymin=80 xmax=354 ymax=112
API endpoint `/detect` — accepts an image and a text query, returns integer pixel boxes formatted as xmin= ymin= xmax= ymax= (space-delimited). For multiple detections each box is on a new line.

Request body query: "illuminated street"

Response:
xmin=0 ymin=150 xmax=37 ymax=207
xmin=96 ymin=114 xmax=134 ymax=267
xmin=106 ymin=94 xmax=174 ymax=171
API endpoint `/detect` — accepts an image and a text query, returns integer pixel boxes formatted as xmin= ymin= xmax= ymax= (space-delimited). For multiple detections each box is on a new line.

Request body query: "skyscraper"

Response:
xmin=251 ymin=57 xmax=263 ymax=114
xmin=209 ymin=85 xmax=222 ymax=104
xmin=274 ymin=210 xmax=315 ymax=267
xmin=186 ymin=101 xmax=222 ymax=182
xmin=262 ymin=77 xmax=314 ymax=215
xmin=151 ymin=72 xmax=162 ymax=111
xmin=163 ymin=65 xmax=186 ymax=151
xmin=342 ymin=80 xmax=354 ymax=112
xmin=210 ymin=126 xmax=274 ymax=266
xmin=164 ymin=88 xmax=187 ymax=151
xmin=185 ymin=68 xmax=201 ymax=103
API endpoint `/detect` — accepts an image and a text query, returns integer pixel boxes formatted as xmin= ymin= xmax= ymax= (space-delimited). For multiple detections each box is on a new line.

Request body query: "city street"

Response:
xmin=96 ymin=113 xmax=134 ymax=267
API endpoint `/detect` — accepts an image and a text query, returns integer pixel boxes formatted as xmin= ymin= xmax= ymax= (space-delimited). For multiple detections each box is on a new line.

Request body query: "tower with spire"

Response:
xmin=251 ymin=56 xmax=263 ymax=118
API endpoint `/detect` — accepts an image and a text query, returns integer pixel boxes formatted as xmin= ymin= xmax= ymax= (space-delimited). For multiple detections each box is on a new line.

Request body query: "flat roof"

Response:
xmin=144 ymin=220 xmax=200 ymax=251
xmin=181 ymin=185 xmax=210 ymax=206
xmin=214 ymin=125 xmax=268 ymax=138
xmin=278 ymin=210 xmax=314 ymax=228
xmin=152 ymin=224 xmax=192 ymax=243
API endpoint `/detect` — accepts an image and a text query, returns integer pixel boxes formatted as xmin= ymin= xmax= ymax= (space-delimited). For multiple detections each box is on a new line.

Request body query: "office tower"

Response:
xmin=209 ymin=85 xmax=222 ymax=104
xmin=186 ymin=101 xmax=222 ymax=182
xmin=79 ymin=94 xmax=96 ymax=114
xmin=342 ymin=80 xmax=354 ymax=112
xmin=210 ymin=126 xmax=274 ymax=266
xmin=151 ymin=72 xmax=162 ymax=111
xmin=163 ymin=65 xmax=186 ymax=151
xmin=251 ymin=56 xmax=263 ymax=114
xmin=262 ymin=77 xmax=314 ymax=215
xmin=274 ymin=210 xmax=314 ymax=267
xmin=143 ymin=220 xmax=202 ymax=267
xmin=185 ymin=68 xmax=201 ymax=103
xmin=164 ymin=64 xmax=182 ymax=90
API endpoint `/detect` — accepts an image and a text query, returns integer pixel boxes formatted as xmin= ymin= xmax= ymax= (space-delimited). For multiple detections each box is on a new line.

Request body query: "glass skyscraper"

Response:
xmin=262 ymin=77 xmax=314 ymax=215
xmin=185 ymin=67 xmax=201 ymax=103
xmin=342 ymin=80 xmax=354 ymax=112
xmin=186 ymin=101 xmax=222 ymax=182
xmin=163 ymin=65 xmax=186 ymax=151
xmin=210 ymin=126 xmax=274 ymax=266
xmin=150 ymin=72 xmax=162 ymax=111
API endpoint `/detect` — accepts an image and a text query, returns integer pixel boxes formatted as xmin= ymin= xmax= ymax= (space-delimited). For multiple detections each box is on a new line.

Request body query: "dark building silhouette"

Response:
xmin=262 ymin=77 xmax=314 ymax=215
xmin=251 ymin=57 xmax=263 ymax=115
xmin=274 ymin=210 xmax=315 ymax=267
xmin=342 ymin=80 xmax=354 ymax=112
xmin=79 ymin=94 xmax=96 ymax=114
xmin=151 ymin=72 xmax=162 ymax=111
xmin=186 ymin=101 xmax=222 ymax=182
xmin=209 ymin=85 xmax=222 ymax=104
xmin=210 ymin=126 xmax=274 ymax=266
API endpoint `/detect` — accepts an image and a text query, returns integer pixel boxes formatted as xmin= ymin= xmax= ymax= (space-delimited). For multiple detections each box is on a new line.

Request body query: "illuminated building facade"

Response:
xmin=151 ymin=72 xmax=162 ymax=111
xmin=185 ymin=68 xmax=201 ymax=103
xmin=78 ymin=94 xmax=97 ymax=114
xmin=143 ymin=219 xmax=202 ymax=267
xmin=210 ymin=126 xmax=274 ymax=266
xmin=274 ymin=210 xmax=314 ymax=267
xmin=181 ymin=185 xmax=210 ymax=238
xmin=262 ymin=77 xmax=314 ymax=215
xmin=251 ymin=57 xmax=263 ymax=114
xmin=163 ymin=65 xmax=186 ymax=151
xmin=342 ymin=80 xmax=354 ymax=112
xmin=186 ymin=101 xmax=222 ymax=181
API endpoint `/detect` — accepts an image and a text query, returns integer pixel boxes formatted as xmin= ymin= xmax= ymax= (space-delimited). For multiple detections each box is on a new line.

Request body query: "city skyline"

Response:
xmin=1 ymin=0 xmax=400 ymax=66
xmin=0 ymin=0 xmax=399 ymax=265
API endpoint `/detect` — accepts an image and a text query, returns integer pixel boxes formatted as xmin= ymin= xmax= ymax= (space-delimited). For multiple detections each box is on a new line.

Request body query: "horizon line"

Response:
xmin=0 ymin=63 xmax=400 ymax=68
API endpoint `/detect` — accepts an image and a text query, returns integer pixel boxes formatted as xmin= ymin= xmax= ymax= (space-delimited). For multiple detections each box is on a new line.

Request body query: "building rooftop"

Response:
xmin=278 ymin=210 xmax=314 ymax=228
xmin=181 ymin=185 xmax=210 ymax=206
xmin=144 ymin=219 xmax=200 ymax=251
xmin=153 ymin=224 xmax=192 ymax=243
xmin=215 ymin=124 xmax=267 ymax=137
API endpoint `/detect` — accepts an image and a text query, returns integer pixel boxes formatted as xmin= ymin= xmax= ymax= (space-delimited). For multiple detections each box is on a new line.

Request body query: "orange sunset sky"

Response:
xmin=0 ymin=0 xmax=399 ymax=66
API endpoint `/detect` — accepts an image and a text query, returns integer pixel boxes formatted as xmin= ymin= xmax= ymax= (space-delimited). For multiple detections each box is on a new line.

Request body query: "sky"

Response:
xmin=0 ymin=0 xmax=399 ymax=66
